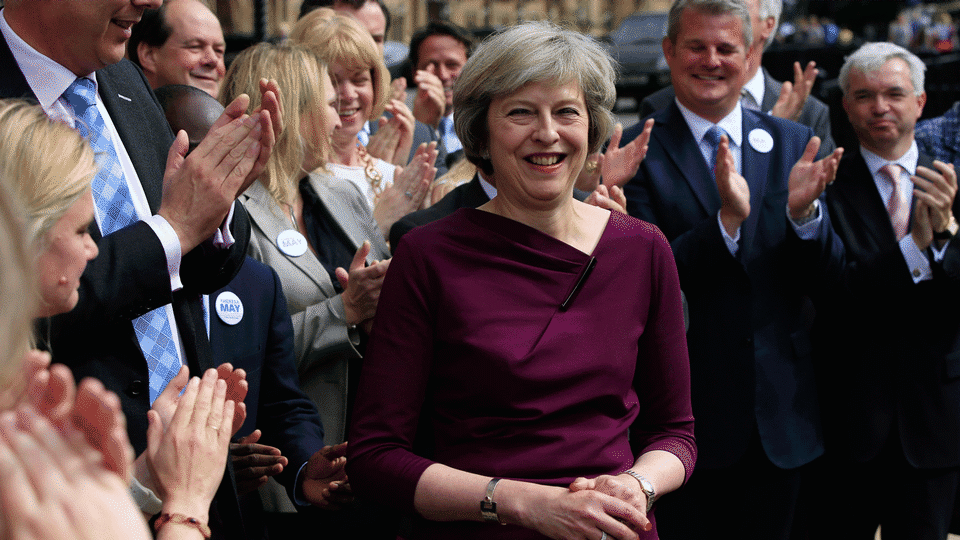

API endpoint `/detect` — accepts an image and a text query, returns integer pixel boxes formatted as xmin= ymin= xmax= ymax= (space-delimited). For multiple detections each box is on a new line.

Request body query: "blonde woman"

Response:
xmin=226 ymin=44 xmax=390 ymax=453
xmin=291 ymin=8 xmax=438 ymax=240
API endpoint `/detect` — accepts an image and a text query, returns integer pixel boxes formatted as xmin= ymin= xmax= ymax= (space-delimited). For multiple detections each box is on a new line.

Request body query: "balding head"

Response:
xmin=154 ymin=84 xmax=224 ymax=153
xmin=130 ymin=0 xmax=226 ymax=97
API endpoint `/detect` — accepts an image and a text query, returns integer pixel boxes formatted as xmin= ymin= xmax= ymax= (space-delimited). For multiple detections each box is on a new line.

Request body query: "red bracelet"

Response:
xmin=153 ymin=513 xmax=211 ymax=539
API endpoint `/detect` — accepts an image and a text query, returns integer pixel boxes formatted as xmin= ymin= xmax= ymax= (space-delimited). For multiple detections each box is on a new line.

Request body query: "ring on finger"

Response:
xmin=599 ymin=531 xmax=608 ymax=540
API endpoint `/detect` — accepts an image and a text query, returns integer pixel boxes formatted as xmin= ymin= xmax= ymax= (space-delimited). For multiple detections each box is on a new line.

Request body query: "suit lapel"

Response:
xmin=307 ymin=173 xmax=378 ymax=262
xmin=244 ymin=182 xmax=338 ymax=298
xmin=0 ymin=37 xmax=34 ymax=99
xmin=760 ymin=68 xmax=781 ymax=113
xmin=655 ymin=103 xmax=722 ymax=216
xmin=835 ymin=149 xmax=897 ymax=247
xmin=462 ymin=173 xmax=490 ymax=207
xmin=96 ymin=66 xmax=165 ymax=212
xmin=739 ymin=111 xmax=774 ymax=259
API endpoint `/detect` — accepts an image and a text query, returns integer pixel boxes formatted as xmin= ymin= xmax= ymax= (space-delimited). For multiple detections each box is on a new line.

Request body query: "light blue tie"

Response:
xmin=440 ymin=115 xmax=462 ymax=154
xmin=62 ymin=78 xmax=181 ymax=404
xmin=704 ymin=125 xmax=726 ymax=179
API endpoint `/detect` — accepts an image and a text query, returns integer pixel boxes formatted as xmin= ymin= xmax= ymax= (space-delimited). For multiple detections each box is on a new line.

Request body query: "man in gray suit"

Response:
xmin=640 ymin=0 xmax=835 ymax=153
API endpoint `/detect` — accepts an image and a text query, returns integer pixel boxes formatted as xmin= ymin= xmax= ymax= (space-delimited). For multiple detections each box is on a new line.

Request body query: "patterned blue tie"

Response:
xmin=704 ymin=125 xmax=726 ymax=180
xmin=440 ymin=115 xmax=462 ymax=154
xmin=62 ymin=78 xmax=181 ymax=404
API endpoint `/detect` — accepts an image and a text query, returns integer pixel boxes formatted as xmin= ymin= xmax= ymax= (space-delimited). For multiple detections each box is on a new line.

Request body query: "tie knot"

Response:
xmin=881 ymin=163 xmax=902 ymax=185
xmin=705 ymin=125 xmax=724 ymax=148
xmin=62 ymin=77 xmax=96 ymax=115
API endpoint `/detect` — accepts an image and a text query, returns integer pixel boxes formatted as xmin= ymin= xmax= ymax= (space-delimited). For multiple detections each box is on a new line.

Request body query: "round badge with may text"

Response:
xmin=215 ymin=291 xmax=243 ymax=325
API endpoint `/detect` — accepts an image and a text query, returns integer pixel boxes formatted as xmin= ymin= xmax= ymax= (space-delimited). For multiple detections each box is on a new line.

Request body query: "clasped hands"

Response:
xmin=715 ymin=133 xmax=844 ymax=237
xmin=909 ymin=160 xmax=958 ymax=250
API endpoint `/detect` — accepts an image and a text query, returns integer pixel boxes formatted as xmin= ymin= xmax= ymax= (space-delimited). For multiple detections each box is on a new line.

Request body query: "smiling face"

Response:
xmin=329 ymin=60 xmax=375 ymax=147
xmin=24 ymin=0 xmax=162 ymax=76
xmin=663 ymin=7 xmax=750 ymax=123
xmin=486 ymin=79 xmax=589 ymax=208
xmin=142 ymin=0 xmax=226 ymax=96
xmin=36 ymin=191 xmax=98 ymax=317
xmin=416 ymin=34 xmax=468 ymax=114
xmin=843 ymin=58 xmax=925 ymax=160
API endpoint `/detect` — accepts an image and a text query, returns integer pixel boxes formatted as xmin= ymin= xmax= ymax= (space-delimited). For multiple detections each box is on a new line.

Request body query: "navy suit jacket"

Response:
xmin=816 ymin=148 xmax=960 ymax=468
xmin=640 ymin=67 xmax=836 ymax=155
xmin=622 ymin=102 xmax=844 ymax=469
xmin=209 ymin=257 xmax=325 ymax=501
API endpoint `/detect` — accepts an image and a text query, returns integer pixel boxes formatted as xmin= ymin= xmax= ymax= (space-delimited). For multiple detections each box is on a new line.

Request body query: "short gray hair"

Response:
xmin=839 ymin=42 xmax=925 ymax=96
xmin=452 ymin=21 xmax=616 ymax=176
xmin=758 ymin=0 xmax=782 ymax=50
xmin=667 ymin=0 xmax=753 ymax=49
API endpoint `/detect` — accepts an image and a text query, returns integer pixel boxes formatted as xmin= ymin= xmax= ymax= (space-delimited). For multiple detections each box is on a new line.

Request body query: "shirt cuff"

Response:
xmin=292 ymin=461 xmax=310 ymax=506
xmin=900 ymin=235 xmax=933 ymax=283
xmin=211 ymin=203 xmax=237 ymax=248
xmin=787 ymin=200 xmax=823 ymax=240
xmin=143 ymin=214 xmax=183 ymax=291
xmin=130 ymin=475 xmax=163 ymax=515
xmin=931 ymin=238 xmax=951 ymax=263
xmin=718 ymin=211 xmax=740 ymax=256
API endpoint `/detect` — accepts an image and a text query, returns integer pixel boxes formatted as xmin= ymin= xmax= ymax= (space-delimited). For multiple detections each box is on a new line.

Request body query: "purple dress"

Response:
xmin=347 ymin=208 xmax=695 ymax=539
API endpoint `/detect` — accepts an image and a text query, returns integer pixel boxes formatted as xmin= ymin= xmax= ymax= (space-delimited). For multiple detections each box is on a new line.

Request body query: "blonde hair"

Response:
xmin=290 ymin=7 xmax=390 ymax=121
xmin=220 ymin=42 xmax=330 ymax=206
xmin=0 ymin=99 xmax=96 ymax=247
xmin=0 ymin=173 xmax=40 ymax=388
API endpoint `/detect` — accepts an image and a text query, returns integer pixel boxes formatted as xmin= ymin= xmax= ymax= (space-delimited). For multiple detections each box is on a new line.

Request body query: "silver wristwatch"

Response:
xmin=624 ymin=469 xmax=656 ymax=513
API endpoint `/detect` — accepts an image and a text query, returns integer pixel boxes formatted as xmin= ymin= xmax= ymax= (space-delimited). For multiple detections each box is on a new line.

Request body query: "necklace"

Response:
xmin=356 ymin=143 xmax=384 ymax=200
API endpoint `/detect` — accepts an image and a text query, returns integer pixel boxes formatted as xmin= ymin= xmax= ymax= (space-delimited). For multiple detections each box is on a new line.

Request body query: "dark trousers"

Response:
xmin=655 ymin=431 xmax=802 ymax=540
xmin=815 ymin=434 xmax=960 ymax=540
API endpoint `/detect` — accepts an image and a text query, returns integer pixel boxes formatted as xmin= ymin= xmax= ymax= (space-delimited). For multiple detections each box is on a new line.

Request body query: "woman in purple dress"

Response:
xmin=347 ymin=22 xmax=695 ymax=540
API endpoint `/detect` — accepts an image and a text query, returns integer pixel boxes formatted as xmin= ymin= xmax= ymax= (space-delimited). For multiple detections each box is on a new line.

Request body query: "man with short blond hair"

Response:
xmin=621 ymin=0 xmax=844 ymax=537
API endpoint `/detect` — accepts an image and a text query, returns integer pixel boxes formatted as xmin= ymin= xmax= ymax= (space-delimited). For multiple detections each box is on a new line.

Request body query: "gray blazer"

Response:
xmin=240 ymin=172 xmax=390 ymax=444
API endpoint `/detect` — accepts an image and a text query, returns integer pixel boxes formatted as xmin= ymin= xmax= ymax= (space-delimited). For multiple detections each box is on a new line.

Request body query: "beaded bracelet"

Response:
xmin=153 ymin=513 xmax=211 ymax=539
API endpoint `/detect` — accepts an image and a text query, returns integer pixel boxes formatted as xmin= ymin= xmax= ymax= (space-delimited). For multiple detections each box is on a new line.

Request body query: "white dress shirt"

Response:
xmin=861 ymin=143 xmax=947 ymax=283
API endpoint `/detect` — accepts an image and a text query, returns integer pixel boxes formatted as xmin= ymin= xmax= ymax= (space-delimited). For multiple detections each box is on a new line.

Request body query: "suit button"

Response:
xmin=127 ymin=379 xmax=146 ymax=397
xmin=743 ymin=337 xmax=754 ymax=346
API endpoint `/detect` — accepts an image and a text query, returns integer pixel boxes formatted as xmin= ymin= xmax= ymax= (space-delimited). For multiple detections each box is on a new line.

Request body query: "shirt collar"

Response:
xmin=0 ymin=8 xmax=96 ymax=113
xmin=861 ymin=141 xmax=919 ymax=177
xmin=478 ymin=171 xmax=497 ymax=200
xmin=675 ymin=98 xmax=744 ymax=148
xmin=742 ymin=69 xmax=766 ymax=108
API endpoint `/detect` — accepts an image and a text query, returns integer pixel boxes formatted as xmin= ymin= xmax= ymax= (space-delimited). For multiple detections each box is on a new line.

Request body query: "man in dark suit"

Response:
xmin=620 ymin=1 xmax=843 ymax=538
xmin=0 ymin=1 xmax=278 ymax=537
xmin=640 ymin=0 xmax=835 ymax=154
xmin=208 ymin=257 xmax=343 ymax=533
xmin=816 ymin=42 xmax=960 ymax=540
